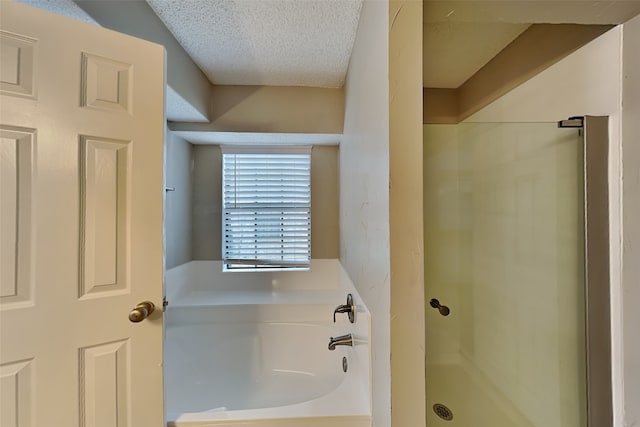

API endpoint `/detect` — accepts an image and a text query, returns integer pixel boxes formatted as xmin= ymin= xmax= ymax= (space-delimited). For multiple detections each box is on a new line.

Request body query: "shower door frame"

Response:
xmin=579 ymin=115 xmax=613 ymax=427
xmin=423 ymin=117 xmax=613 ymax=426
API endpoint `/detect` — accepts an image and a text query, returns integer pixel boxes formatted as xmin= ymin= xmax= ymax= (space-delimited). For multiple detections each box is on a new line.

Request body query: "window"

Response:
xmin=221 ymin=146 xmax=311 ymax=271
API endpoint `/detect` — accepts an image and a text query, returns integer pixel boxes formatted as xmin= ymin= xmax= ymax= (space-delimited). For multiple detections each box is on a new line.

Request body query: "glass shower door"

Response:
xmin=423 ymin=121 xmax=607 ymax=427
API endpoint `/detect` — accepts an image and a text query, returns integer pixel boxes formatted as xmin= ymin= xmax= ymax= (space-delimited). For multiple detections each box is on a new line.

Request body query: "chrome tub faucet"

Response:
xmin=328 ymin=333 xmax=353 ymax=351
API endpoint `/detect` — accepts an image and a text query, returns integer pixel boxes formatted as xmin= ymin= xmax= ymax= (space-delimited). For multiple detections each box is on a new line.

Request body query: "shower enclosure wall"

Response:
xmin=423 ymin=118 xmax=611 ymax=427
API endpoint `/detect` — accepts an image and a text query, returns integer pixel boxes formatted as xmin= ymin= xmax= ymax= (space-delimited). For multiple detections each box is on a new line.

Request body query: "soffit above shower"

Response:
xmin=423 ymin=0 xmax=640 ymax=88
xmin=145 ymin=0 xmax=363 ymax=88
xmin=424 ymin=1 xmax=640 ymax=25
xmin=424 ymin=22 xmax=530 ymax=88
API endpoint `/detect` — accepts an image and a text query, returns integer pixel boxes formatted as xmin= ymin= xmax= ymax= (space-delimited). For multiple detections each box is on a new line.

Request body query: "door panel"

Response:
xmin=0 ymin=126 xmax=34 ymax=308
xmin=0 ymin=31 xmax=37 ymax=99
xmin=79 ymin=136 xmax=131 ymax=299
xmin=0 ymin=3 xmax=165 ymax=426
xmin=79 ymin=340 xmax=129 ymax=427
xmin=0 ymin=358 xmax=33 ymax=427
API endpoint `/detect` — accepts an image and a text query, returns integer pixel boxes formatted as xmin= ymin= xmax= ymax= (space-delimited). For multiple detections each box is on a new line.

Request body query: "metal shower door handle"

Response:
xmin=430 ymin=298 xmax=450 ymax=316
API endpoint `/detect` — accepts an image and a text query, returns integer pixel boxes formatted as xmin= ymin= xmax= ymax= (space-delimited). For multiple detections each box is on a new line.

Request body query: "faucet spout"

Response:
xmin=328 ymin=333 xmax=353 ymax=351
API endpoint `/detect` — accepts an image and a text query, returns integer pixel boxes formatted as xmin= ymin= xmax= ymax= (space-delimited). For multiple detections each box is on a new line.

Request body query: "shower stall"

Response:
xmin=423 ymin=117 xmax=612 ymax=426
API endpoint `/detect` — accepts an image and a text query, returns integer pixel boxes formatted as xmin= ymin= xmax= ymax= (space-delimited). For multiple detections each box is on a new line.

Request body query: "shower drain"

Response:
xmin=433 ymin=403 xmax=453 ymax=421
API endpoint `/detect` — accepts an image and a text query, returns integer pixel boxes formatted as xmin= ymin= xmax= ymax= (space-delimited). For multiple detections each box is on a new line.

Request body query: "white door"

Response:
xmin=0 ymin=2 xmax=165 ymax=426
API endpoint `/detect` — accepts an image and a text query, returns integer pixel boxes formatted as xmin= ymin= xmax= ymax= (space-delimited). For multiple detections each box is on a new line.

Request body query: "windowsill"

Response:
xmin=222 ymin=266 xmax=310 ymax=273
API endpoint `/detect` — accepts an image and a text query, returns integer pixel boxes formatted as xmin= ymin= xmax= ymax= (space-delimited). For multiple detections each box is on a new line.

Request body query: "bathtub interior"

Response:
xmin=164 ymin=259 xmax=371 ymax=424
xmin=166 ymin=306 xmax=348 ymax=414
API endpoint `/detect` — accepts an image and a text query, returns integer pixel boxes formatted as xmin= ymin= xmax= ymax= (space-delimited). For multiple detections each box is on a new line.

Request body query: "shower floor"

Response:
xmin=426 ymin=363 xmax=535 ymax=427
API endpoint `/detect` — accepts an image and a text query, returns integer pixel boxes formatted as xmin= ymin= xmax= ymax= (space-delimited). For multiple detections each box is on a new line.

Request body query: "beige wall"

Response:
xmin=191 ymin=145 xmax=339 ymax=261
xmin=191 ymin=145 xmax=222 ymax=260
xmin=621 ymin=13 xmax=640 ymax=427
xmin=340 ymin=1 xmax=391 ymax=425
xmin=311 ymin=146 xmax=339 ymax=258
xmin=170 ymin=85 xmax=344 ymax=135
xmin=389 ymin=1 xmax=425 ymax=426
xmin=165 ymin=131 xmax=193 ymax=269
xmin=209 ymin=85 xmax=344 ymax=134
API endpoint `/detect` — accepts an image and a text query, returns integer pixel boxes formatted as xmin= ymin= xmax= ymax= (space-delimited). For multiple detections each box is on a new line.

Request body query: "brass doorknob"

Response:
xmin=129 ymin=301 xmax=155 ymax=323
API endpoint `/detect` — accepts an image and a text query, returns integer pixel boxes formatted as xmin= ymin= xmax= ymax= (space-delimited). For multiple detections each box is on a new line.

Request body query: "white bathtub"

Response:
xmin=164 ymin=260 xmax=371 ymax=427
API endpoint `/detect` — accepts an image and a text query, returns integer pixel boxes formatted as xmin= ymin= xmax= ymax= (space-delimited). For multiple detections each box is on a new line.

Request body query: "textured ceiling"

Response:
xmin=146 ymin=0 xmax=363 ymax=88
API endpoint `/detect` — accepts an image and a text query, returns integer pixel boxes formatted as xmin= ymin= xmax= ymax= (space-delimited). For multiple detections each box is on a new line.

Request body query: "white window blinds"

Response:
xmin=222 ymin=147 xmax=311 ymax=270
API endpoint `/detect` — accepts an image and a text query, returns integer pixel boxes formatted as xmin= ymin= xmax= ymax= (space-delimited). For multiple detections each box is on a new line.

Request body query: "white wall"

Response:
xmin=165 ymin=131 xmax=193 ymax=269
xmin=340 ymin=1 xmax=390 ymax=425
xmin=466 ymin=26 xmax=639 ymax=426
xmin=621 ymin=13 xmax=640 ymax=427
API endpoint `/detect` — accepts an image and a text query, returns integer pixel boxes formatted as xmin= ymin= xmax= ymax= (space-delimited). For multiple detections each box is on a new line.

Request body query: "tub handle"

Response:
xmin=333 ymin=293 xmax=355 ymax=323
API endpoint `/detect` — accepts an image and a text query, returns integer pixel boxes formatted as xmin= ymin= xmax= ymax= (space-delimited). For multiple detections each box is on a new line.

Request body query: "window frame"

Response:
xmin=220 ymin=145 xmax=312 ymax=272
